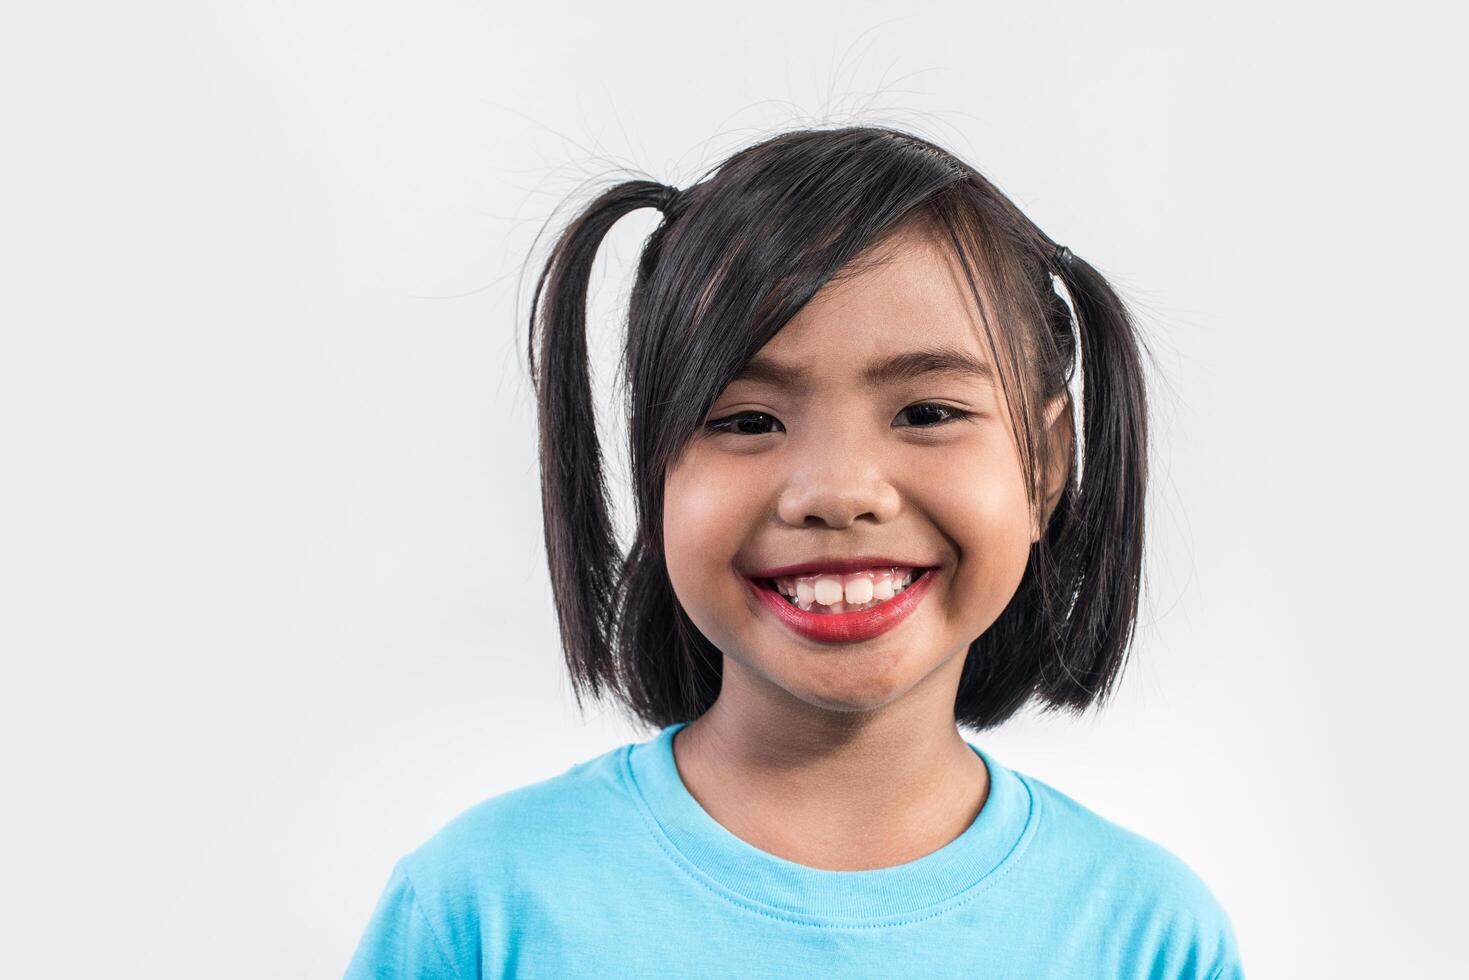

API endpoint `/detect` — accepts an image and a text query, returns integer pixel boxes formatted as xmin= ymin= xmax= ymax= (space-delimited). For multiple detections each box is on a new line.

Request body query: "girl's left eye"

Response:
xmin=894 ymin=403 xmax=974 ymax=428
xmin=703 ymin=403 xmax=973 ymax=436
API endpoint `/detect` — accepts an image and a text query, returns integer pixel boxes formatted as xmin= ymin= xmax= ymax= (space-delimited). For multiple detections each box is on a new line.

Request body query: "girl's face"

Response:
xmin=663 ymin=226 xmax=1069 ymax=716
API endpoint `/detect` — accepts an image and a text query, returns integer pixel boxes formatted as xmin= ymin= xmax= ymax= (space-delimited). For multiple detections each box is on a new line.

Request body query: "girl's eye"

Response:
xmin=894 ymin=403 xmax=974 ymax=428
xmin=703 ymin=403 xmax=973 ymax=436
xmin=703 ymin=411 xmax=784 ymax=436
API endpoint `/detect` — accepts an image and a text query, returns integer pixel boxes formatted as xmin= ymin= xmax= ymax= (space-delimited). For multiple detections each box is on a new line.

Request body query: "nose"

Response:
xmin=774 ymin=428 xmax=901 ymax=529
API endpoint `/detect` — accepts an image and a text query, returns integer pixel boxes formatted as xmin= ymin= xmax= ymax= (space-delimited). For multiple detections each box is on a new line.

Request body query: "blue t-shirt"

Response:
xmin=345 ymin=722 xmax=1243 ymax=978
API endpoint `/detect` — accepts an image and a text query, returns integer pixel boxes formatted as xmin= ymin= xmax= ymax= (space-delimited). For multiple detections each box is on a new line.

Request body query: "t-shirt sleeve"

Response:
xmin=1203 ymin=938 xmax=1246 ymax=980
xmin=343 ymin=859 xmax=462 ymax=980
xmin=1142 ymin=847 xmax=1247 ymax=980
xmin=1189 ymin=883 xmax=1246 ymax=980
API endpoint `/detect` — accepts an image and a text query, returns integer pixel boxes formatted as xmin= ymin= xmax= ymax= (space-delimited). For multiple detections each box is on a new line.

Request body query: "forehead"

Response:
xmin=731 ymin=226 xmax=1000 ymax=390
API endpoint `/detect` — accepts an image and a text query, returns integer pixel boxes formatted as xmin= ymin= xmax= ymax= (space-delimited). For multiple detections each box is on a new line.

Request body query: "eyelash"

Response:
xmin=703 ymin=403 xmax=975 ymax=436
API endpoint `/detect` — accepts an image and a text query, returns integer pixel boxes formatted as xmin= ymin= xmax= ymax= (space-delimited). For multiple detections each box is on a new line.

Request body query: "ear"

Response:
xmin=1031 ymin=391 xmax=1074 ymax=544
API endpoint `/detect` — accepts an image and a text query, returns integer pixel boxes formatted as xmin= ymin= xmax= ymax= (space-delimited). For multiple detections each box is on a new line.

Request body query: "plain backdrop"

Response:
xmin=2 ymin=1 xmax=1464 ymax=976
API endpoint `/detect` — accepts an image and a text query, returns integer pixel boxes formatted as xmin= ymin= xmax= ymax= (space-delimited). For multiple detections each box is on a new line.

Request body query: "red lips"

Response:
xmin=746 ymin=567 xmax=939 ymax=644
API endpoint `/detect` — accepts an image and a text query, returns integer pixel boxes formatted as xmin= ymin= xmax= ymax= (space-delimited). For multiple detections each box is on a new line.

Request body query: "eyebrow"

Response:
xmin=731 ymin=344 xmax=996 ymax=389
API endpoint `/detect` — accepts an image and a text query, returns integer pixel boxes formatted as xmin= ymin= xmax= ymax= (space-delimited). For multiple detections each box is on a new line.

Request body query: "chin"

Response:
xmin=763 ymin=647 xmax=923 ymax=713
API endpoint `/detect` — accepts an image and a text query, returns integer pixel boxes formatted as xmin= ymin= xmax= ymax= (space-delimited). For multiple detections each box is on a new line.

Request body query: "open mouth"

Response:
xmin=753 ymin=567 xmax=939 ymax=616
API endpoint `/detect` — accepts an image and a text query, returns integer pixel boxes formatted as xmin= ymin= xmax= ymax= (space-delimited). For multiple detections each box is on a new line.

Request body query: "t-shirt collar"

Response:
xmin=623 ymin=720 xmax=1036 ymax=925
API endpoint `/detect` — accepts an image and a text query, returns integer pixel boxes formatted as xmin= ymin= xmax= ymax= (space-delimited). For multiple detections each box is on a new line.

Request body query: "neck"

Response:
xmin=671 ymin=658 xmax=989 ymax=871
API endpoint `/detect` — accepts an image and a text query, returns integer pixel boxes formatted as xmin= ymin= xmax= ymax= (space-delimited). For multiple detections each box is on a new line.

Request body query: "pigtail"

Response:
xmin=526 ymin=179 xmax=671 ymax=712
xmin=1034 ymin=245 xmax=1150 ymax=712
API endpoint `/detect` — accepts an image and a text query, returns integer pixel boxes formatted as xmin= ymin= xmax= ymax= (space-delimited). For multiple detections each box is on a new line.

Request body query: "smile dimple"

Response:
xmin=763 ymin=567 xmax=923 ymax=614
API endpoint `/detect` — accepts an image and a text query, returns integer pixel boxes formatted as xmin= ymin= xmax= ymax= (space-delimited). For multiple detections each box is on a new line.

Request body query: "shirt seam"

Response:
xmin=619 ymin=741 xmax=1042 ymax=928
xmin=398 ymin=861 xmax=464 ymax=980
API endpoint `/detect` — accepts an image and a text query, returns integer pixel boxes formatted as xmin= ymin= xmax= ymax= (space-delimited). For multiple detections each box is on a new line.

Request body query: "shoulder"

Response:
xmin=1018 ymin=769 xmax=1225 ymax=903
xmin=351 ymin=743 xmax=633 ymax=976
xmin=403 ymin=742 xmax=630 ymax=889
xmin=1015 ymin=769 xmax=1244 ymax=977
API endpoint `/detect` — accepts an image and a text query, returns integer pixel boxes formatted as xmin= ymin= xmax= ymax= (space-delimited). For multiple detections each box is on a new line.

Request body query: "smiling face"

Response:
xmin=662 ymin=224 xmax=1071 ymax=718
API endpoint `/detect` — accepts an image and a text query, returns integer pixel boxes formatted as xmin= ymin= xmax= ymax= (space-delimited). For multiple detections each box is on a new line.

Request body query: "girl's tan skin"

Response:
xmin=662 ymin=225 xmax=1073 ymax=871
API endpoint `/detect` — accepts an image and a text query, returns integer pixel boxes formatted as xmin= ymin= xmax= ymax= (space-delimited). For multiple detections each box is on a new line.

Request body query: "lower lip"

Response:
xmin=746 ymin=569 xmax=939 ymax=644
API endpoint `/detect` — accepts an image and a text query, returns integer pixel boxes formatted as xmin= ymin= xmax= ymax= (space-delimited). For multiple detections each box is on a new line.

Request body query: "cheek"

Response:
xmin=662 ymin=451 xmax=771 ymax=656
xmin=925 ymin=444 xmax=1034 ymax=610
xmin=662 ymin=452 xmax=748 ymax=596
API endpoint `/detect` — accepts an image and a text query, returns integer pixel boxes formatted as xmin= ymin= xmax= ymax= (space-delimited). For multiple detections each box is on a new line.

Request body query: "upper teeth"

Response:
xmin=773 ymin=567 xmax=919 ymax=606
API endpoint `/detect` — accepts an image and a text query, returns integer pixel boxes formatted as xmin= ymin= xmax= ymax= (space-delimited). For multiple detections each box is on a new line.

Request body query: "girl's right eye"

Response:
xmin=704 ymin=411 xmax=783 ymax=436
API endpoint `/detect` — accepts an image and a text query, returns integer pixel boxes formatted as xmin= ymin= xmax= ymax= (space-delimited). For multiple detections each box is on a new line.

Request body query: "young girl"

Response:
xmin=345 ymin=125 xmax=1243 ymax=978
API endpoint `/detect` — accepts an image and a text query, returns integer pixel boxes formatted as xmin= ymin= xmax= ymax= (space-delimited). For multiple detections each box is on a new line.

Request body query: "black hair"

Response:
xmin=525 ymin=125 xmax=1149 ymax=733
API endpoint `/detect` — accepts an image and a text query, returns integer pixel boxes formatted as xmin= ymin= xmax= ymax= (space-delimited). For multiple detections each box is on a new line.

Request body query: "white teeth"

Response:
xmin=813 ymin=577 xmax=843 ymax=605
xmin=845 ymin=577 xmax=874 ymax=604
xmin=770 ymin=567 xmax=923 ymax=612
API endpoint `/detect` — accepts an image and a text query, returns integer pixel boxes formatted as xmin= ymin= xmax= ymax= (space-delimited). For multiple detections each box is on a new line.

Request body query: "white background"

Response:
xmin=2 ymin=2 xmax=1464 ymax=976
